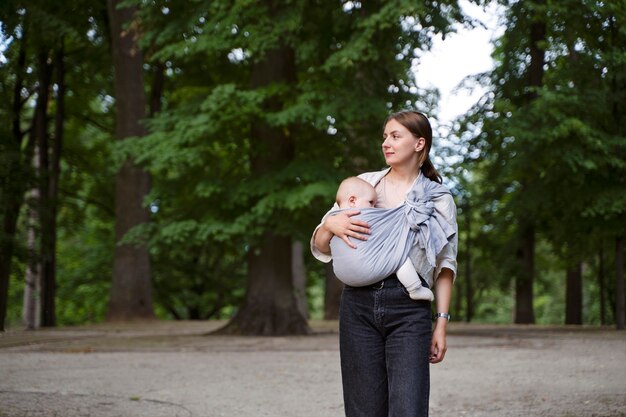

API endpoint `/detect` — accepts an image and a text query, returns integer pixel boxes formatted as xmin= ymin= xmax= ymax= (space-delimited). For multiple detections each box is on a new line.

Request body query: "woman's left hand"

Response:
xmin=429 ymin=324 xmax=447 ymax=364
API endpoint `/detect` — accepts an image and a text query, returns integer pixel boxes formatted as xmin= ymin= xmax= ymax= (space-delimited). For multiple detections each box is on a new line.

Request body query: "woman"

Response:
xmin=310 ymin=111 xmax=457 ymax=417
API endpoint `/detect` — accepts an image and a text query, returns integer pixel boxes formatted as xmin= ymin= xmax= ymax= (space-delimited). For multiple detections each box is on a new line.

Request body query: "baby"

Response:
xmin=331 ymin=176 xmax=435 ymax=301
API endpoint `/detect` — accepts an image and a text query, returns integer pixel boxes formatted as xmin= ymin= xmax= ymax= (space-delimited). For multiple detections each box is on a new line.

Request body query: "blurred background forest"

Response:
xmin=0 ymin=0 xmax=624 ymax=334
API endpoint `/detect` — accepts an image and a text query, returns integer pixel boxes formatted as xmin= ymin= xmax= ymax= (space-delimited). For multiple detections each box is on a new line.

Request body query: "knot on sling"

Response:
xmin=404 ymin=193 xmax=435 ymax=230
xmin=403 ymin=175 xmax=455 ymax=268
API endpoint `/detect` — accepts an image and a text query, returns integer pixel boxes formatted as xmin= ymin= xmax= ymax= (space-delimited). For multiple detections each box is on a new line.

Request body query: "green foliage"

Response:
xmin=453 ymin=0 xmax=626 ymax=324
xmin=6 ymin=0 xmax=621 ymax=328
xmin=112 ymin=0 xmax=467 ymax=324
xmin=5 ymin=267 xmax=25 ymax=329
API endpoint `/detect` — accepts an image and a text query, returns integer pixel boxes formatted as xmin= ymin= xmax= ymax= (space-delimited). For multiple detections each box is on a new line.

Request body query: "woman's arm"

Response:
xmin=430 ymin=267 xmax=453 ymax=364
xmin=313 ymin=222 xmax=334 ymax=255
xmin=313 ymin=210 xmax=371 ymax=253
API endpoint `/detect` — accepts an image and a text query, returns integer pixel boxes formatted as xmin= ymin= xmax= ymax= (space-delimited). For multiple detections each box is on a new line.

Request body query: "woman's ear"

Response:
xmin=348 ymin=196 xmax=357 ymax=207
xmin=415 ymin=137 xmax=426 ymax=152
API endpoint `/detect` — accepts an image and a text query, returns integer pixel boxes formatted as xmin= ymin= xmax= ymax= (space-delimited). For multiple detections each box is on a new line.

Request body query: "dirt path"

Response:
xmin=1 ymin=321 xmax=625 ymax=417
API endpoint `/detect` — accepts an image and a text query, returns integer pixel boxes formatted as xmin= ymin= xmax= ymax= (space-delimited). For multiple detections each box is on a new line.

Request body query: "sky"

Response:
xmin=414 ymin=0 xmax=504 ymax=127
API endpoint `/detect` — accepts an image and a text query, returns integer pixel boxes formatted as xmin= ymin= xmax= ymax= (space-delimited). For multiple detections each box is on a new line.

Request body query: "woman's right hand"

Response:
xmin=321 ymin=210 xmax=370 ymax=249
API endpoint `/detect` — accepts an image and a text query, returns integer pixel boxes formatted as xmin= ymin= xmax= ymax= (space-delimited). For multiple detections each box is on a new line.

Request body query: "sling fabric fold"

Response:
xmin=330 ymin=174 xmax=456 ymax=286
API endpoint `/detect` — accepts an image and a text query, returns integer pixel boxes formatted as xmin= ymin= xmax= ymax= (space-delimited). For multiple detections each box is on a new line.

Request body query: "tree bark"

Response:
xmin=608 ymin=15 xmax=624 ymax=331
xmin=23 ymin=156 xmax=41 ymax=330
xmin=33 ymin=49 xmax=55 ymax=327
xmin=464 ymin=200 xmax=473 ymax=322
xmin=218 ymin=41 xmax=309 ymax=335
xmin=324 ymin=262 xmax=343 ymax=320
xmin=616 ymin=236 xmax=625 ymax=330
xmin=515 ymin=225 xmax=535 ymax=324
xmin=598 ymin=243 xmax=606 ymax=325
xmin=0 ymin=195 xmax=21 ymax=332
xmin=0 ymin=31 xmax=29 ymax=332
xmin=514 ymin=2 xmax=545 ymax=325
xmin=527 ymin=19 xmax=546 ymax=101
xmin=292 ymin=241 xmax=309 ymax=319
xmin=149 ymin=62 xmax=165 ymax=117
xmin=220 ymin=233 xmax=309 ymax=335
xmin=565 ymin=262 xmax=583 ymax=325
xmin=37 ymin=46 xmax=65 ymax=328
xmin=106 ymin=0 xmax=155 ymax=321
xmin=0 ymin=200 xmax=20 ymax=332
xmin=454 ymin=282 xmax=463 ymax=322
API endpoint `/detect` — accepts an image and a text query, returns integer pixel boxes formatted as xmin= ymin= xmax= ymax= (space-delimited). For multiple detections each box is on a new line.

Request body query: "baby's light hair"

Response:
xmin=335 ymin=176 xmax=376 ymax=207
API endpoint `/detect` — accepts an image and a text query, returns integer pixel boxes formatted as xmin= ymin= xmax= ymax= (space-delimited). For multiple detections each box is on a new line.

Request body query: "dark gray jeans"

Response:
xmin=339 ymin=275 xmax=432 ymax=417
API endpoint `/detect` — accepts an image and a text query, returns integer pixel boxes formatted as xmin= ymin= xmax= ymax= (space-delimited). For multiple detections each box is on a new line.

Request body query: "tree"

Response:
xmin=459 ymin=0 xmax=626 ymax=326
xmin=117 ymin=0 xmax=467 ymax=334
xmin=462 ymin=0 xmax=548 ymax=324
xmin=0 ymin=1 xmax=71 ymax=329
xmin=0 ymin=20 xmax=31 ymax=331
xmin=324 ymin=263 xmax=343 ymax=320
xmin=105 ymin=0 xmax=155 ymax=320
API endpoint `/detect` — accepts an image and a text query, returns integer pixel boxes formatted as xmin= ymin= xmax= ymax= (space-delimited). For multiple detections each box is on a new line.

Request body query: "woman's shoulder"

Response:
xmin=356 ymin=168 xmax=390 ymax=185
xmin=433 ymin=192 xmax=457 ymax=222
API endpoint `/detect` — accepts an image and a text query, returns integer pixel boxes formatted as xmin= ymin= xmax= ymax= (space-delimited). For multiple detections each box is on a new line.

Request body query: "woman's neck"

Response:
xmin=387 ymin=164 xmax=420 ymax=185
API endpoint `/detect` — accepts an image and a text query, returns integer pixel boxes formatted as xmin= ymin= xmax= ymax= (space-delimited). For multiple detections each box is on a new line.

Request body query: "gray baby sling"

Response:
xmin=330 ymin=174 xmax=455 ymax=286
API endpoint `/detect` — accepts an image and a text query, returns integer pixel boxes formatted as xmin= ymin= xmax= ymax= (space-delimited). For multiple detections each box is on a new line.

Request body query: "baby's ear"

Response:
xmin=348 ymin=196 xmax=357 ymax=207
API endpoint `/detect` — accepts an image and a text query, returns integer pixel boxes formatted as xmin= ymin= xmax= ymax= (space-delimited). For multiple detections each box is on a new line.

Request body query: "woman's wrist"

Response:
xmin=435 ymin=317 xmax=448 ymax=328
xmin=435 ymin=312 xmax=451 ymax=321
xmin=313 ymin=223 xmax=333 ymax=254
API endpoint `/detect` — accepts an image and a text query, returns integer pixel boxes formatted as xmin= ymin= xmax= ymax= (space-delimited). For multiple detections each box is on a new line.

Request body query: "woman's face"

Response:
xmin=382 ymin=119 xmax=425 ymax=167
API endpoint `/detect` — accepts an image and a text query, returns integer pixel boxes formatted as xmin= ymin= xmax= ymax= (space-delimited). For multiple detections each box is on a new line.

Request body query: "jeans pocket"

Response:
xmin=400 ymin=285 xmax=411 ymax=298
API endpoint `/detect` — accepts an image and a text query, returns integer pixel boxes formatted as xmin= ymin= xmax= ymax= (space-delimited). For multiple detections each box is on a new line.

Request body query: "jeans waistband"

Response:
xmin=367 ymin=274 xmax=401 ymax=289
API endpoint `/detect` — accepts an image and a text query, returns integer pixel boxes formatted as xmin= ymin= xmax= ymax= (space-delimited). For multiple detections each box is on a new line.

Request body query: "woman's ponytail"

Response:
xmin=421 ymin=158 xmax=442 ymax=184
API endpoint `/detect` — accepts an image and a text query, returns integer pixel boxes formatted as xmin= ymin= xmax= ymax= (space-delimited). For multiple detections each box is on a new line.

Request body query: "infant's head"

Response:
xmin=336 ymin=177 xmax=377 ymax=209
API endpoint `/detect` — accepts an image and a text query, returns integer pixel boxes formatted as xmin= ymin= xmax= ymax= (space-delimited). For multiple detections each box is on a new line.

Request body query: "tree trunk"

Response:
xmin=23 ymin=156 xmax=41 ymax=330
xmin=464 ymin=200 xmax=473 ymax=322
xmin=324 ymin=262 xmax=343 ymax=320
xmin=527 ymin=20 xmax=546 ymax=100
xmin=37 ymin=46 xmax=65 ymax=328
xmin=0 ymin=31 xmax=29 ymax=332
xmin=608 ymin=15 xmax=624 ymax=331
xmin=33 ymin=49 xmax=55 ymax=327
xmin=565 ymin=262 xmax=583 ymax=325
xmin=292 ymin=241 xmax=309 ymax=319
xmin=0 ymin=203 xmax=19 ymax=332
xmin=106 ymin=0 xmax=155 ymax=321
xmin=514 ymin=2 xmax=545 ymax=325
xmin=0 ymin=199 xmax=20 ymax=332
xmin=598 ymin=243 xmax=606 ymax=325
xmin=515 ymin=225 xmax=535 ymax=324
xmin=149 ymin=62 xmax=165 ymax=117
xmin=454 ymin=282 xmax=463 ymax=322
xmin=616 ymin=236 xmax=625 ymax=330
xmin=220 ymin=233 xmax=309 ymax=335
xmin=218 ymin=41 xmax=309 ymax=335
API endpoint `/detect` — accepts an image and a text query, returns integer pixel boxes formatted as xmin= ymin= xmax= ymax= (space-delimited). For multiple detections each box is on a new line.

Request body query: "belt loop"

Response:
xmin=373 ymin=280 xmax=385 ymax=290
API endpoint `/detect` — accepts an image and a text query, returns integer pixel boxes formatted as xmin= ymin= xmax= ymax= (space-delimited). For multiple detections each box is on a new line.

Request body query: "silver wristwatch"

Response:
xmin=435 ymin=312 xmax=451 ymax=321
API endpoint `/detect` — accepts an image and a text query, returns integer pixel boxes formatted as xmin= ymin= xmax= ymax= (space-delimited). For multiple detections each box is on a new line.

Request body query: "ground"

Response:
xmin=0 ymin=321 xmax=625 ymax=417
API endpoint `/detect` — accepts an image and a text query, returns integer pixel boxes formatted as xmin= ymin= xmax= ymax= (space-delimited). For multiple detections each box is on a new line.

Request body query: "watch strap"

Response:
xmin=435 ymin=312 xmax=451 ymax=321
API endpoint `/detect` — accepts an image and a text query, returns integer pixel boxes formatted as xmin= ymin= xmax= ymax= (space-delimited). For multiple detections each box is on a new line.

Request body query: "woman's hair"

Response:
xmin=383 ymin=111 xmax=442 ymax=184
